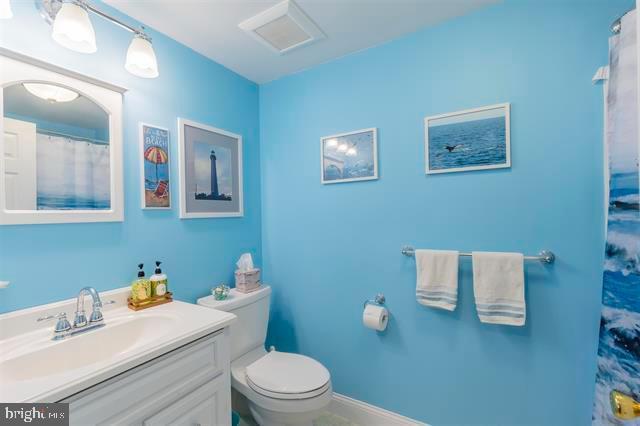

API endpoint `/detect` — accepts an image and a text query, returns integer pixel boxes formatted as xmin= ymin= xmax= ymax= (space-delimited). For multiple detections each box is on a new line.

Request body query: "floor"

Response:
xmin=236 ymin=411 xmax=356 ymax=426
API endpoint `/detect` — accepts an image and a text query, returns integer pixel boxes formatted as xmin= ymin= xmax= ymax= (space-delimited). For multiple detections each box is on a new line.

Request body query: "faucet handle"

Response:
xmin=89 ymin=304 xmax=103 ymax=323
xmin=37 ymin=313 xmax=71 ymax=333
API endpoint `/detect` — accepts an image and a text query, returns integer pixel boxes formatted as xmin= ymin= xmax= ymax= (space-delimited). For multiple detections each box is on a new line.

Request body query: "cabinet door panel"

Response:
xmin=143 ymin=378 xmax=229 ymax=426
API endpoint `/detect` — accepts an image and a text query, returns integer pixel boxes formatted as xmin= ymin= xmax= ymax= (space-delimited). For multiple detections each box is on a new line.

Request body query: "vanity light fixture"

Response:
xmin=337 ymin=143 xmax=348 ymax=153
xmin=51 ymin=1 xmax=97 ymax=53
xmin=23 ymin=83 xmax=79 ymax=103
xmin=0 ymin=0 xmax=13 ymax=19
xmin=346 ymin=147 xmax=357 ymax=156
xmin=125 ymin=33 xmax=159 ymax=78
xmin=36 ymin=0 xmax=159 ymax=78
xmin=325 ymin=138 xmax=338 ymax=149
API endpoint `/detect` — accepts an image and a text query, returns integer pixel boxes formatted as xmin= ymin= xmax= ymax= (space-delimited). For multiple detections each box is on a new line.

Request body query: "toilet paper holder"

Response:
xmin=363 ymin=293 xmax=386 ymax=308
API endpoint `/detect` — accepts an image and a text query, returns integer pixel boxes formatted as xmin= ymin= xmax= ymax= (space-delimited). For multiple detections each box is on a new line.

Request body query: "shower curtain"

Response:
xmin=36 ymin=133 xmax=110 ymax=210
xmin=592 ymin=10 xmax=640 ymax=426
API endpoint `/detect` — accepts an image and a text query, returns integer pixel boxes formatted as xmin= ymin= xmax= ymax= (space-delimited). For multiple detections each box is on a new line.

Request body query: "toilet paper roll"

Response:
xmin=363 ymin=304 xmax=389 ymax=331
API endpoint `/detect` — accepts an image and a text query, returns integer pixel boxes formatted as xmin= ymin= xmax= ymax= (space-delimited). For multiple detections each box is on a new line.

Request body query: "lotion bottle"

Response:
xmin=150 ymin=261 xmax=168 ymax=297
xmin=131 ymin=263 xmax=151 ymax=302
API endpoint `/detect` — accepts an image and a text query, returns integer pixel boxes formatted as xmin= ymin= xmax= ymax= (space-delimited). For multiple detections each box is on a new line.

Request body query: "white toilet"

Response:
xmin=197 ymin=286 xmax=332 ymax=426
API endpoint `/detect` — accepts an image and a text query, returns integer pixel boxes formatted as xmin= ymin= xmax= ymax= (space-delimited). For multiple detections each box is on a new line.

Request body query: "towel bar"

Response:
xmin=401 ymin=246 xmax=555 ymax=264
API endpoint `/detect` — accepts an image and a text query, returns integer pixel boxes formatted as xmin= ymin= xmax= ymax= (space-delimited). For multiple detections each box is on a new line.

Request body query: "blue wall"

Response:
xmin=259 ymin=1 xmax=633 ymax=424
xmin=0 ymin=1 xmax=262 ymax=313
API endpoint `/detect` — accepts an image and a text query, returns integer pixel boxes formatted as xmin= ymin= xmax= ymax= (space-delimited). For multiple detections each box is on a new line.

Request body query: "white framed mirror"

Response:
xmin=0 ymin=53 xmax=124 ymax=225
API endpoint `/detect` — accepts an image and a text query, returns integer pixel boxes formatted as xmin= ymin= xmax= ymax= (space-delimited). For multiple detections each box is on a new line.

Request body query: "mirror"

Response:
xmin=3 ymin=82 xmax=110 ymax=210
xmin=0 ymin=53 xmax=124 ymax=225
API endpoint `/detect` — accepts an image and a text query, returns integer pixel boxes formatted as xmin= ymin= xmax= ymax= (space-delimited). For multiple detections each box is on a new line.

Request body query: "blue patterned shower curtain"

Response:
xmin=592 ymin=10 xmax=640 ymax=426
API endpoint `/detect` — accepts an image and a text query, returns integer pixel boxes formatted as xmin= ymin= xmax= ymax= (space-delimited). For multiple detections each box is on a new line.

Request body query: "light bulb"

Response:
xmin=51 ymin=1 xmax=97 ymax=53
xmin=346 ymin=147 xmax=357 ymax=156
xmin=326 ymin=139 xmax=338 ymax=149
xmin=125 ymin=34 xmax=159 ymax=78
xmin=0 ymin=0 xmax=13 ymax=19
xmin=337 ymin=144 xmax=348 ymax=153
xmin=23 ymin=83 xmax=79 ymax=103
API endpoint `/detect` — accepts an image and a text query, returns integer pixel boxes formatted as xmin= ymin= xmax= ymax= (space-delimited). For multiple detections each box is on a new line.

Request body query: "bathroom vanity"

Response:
xmin=0 ymin=287 xmax=236 ymax=425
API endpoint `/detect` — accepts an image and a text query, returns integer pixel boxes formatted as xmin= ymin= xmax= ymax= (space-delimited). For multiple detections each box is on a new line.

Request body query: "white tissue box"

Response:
xmin=235 ymin=268 xmax=261 ymax=293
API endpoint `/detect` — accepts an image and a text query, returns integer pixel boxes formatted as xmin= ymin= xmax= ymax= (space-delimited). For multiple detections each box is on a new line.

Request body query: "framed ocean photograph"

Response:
xmin=177 ymin=118 xmax=243 ymax=219
xmin=140 ymin=123 xmax=171 ymax=209
xmin=425 ymin=103 xmax=510 ymax=174
xmin=320 ymin=128 xmax=378 ymax=184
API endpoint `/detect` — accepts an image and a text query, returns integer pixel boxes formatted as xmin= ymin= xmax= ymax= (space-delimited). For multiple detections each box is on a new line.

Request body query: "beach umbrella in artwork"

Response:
xmin=143 ymin=146 xmax=168 ymax=183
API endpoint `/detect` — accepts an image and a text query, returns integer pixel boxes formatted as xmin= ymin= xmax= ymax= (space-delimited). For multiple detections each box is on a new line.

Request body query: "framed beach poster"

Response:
xmin=320 ymin=128 xmax=378 ymax=184
xmin=425 ymin=103 xmax=510 ymax=174
xmin=177 ymin=118 xmax=243 ymax=219
xmin=140 ymin=123 xmax=170 ymax=209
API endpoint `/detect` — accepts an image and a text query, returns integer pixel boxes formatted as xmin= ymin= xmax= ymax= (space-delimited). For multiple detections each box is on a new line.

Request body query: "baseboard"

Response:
xmin=329 ymin=393 xmax=427 ymax=426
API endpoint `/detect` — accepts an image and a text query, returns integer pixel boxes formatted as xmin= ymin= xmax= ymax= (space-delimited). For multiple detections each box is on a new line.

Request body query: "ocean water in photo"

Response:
xmin=37 ymin=195 xmax=110 ymax=210
xmin=428 ymin=117 xmax=506 ymax=170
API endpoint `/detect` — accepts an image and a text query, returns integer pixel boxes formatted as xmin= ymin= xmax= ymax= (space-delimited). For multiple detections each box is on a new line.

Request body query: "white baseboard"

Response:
xmin=329 ymin=393 xmax=427 ymax=426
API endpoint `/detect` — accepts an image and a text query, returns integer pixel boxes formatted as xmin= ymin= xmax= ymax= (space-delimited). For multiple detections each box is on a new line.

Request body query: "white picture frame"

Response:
xmin=139 ymin=123 xmax=171 ymax=210
xmin=424 ymin=103 xmax=511 ymax=174
xmin=177 ymin=118 xmax=244 ymax=219
xmin=320 ymin=127 xmax=378 ymax=184
xmin=0 ymin=54 xmax=124 ymax=225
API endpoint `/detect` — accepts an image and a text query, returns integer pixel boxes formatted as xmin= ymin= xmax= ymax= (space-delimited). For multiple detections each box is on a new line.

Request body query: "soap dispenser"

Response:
xmin=150 ymin=261 xmax=168 ymax=297
xmin=131 ymin=263 xmax=151 ymax=302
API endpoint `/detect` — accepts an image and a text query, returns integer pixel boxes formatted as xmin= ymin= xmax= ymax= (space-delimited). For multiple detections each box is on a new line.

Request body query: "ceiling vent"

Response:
xmin=239 ymin=0 xmax=325 ymax=55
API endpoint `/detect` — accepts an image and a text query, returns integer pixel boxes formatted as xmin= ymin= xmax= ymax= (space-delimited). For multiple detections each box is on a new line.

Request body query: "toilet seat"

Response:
xmin=245 ymin=351 xmax=331 ymax=400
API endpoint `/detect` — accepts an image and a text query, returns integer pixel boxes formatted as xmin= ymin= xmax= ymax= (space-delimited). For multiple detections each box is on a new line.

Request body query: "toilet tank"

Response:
xmin=197 ymin=286 xmax=271 ymax=361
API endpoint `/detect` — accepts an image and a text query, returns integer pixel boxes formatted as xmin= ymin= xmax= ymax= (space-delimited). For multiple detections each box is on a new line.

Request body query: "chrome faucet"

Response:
xmin=37 ymin=287 xmax=114 ymax=341
xmin=73 ymin=286 xmax=103 ymax=328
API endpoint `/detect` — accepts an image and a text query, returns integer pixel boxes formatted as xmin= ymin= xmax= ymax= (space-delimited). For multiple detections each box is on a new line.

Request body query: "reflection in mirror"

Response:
xmin=3 ymin=82 xmax=110 ymax=211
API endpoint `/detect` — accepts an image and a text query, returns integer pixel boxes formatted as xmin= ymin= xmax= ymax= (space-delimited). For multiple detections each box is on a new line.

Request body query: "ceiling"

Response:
xmin=105 ymin=0 xmax=499 ymax=84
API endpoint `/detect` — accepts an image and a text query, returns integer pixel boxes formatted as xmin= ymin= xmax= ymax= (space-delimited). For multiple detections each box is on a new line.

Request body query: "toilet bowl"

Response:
xmin=197 ymin=286 xmax=332 ymax=425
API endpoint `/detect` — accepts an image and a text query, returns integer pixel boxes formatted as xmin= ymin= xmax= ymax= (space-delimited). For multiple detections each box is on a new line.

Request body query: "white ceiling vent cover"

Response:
xmin=239 ymin=0 xmax=325 ymax=55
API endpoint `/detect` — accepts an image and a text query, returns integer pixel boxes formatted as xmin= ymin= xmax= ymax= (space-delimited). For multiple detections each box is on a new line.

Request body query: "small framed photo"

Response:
xmin=320 ymin=128 xmax=378 ymax=184
xmin=177 ymin=118 xmax=243 ymax=219
xmin=140 ymin=123 xmax=171 ymax=209
xmin=425 ymin=103 xmax=510 ymax=174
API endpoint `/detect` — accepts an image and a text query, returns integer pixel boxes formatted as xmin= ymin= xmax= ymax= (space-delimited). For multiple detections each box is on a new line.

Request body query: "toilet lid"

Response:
xmin=245 ymin=351 xmax=330 ymax=397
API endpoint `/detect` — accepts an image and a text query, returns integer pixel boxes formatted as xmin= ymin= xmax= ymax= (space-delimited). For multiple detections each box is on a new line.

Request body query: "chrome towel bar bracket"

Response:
xmin=401 ymin=246 xmax=555 ymax=264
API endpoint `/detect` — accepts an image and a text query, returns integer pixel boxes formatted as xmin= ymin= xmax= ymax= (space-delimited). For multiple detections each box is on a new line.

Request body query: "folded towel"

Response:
xmin=415 ymin=249 xmax=459 ymax=311
xmin=472 ymin=252 xmax=525 ymax=326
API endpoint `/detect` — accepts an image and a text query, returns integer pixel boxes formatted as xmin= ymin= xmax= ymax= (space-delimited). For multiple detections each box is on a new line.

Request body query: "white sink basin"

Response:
xmin=1 ymin=314 xmax=175 ymax=381
xmin=0 ymin=287 xmax=236 ymax=402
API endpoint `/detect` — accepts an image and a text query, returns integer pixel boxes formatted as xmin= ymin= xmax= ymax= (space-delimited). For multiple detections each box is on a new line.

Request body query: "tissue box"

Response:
xmin=235 ymin=268 xmax=261 ymax=293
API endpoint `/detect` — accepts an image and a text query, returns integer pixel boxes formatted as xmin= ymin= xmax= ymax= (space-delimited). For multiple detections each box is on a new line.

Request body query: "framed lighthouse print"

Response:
xmin=140 ymin=123 xmax=171 ymax=209
xmin=177 ymin=118 xmax=243 ymax=219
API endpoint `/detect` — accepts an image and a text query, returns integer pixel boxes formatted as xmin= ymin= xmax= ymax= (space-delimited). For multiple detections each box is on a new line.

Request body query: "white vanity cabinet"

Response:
xmin=62 ymin=330 xmax=231 ymax=426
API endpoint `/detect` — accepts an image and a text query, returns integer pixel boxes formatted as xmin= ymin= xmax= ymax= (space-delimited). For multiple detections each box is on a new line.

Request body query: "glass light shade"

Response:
xmin=346 ymin=147 xmax=357 ymax=156
xmin=0 ymin=0 xmax=13 ymax=19
xmin=337 ymin=144 xmax=348 ymax=153
xmin=125 ymin=35 xmax=159 ymax=78
xmin=51 ymin=2 xmax=97 ymax=53
xmin=326 ymin=138 xmax=338 ymax=148
xmin=23 ymin=83 xmax=79 ymax=103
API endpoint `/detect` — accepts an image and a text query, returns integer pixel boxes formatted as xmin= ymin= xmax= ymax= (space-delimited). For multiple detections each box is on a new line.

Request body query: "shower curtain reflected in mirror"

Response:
xmin=36 ymin=134 xmax=110 ymax=210
xmin=592 ymin=9 xmax=640 ymax=426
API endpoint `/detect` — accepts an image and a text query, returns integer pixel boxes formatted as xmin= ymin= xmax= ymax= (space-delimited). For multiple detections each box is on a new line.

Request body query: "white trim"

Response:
xmin=329 ymin=393 xmax=427 ymax=426
xmin=139 ymin=122 xmax=171 ymax=210
xmin=424 ymin=102 xmax=511 ymax=175
xmin=320 ymin=127 xmax=378 ymax=184
xmin=177 ymin=118 xmax=244 ymax=219
xmin=0 ymin=55 xmax=124 ymax=225
xmin=0 ymin=48 xmax=127 ymax=94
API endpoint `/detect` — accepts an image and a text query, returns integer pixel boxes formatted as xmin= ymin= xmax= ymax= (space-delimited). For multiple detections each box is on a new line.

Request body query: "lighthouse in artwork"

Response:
xmin=210 ymin=149 xmax=219 ymax=198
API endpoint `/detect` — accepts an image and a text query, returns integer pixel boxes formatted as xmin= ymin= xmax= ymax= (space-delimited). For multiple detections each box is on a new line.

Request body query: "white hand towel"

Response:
xmin=415 ymin=249 xmax=459 ymax=311
xmin=472 ymin=252 xmax=525 ymax=326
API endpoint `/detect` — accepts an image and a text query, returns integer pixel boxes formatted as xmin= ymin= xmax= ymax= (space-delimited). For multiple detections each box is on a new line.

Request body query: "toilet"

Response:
xmin=197 ymin=286 xmax=332 ymax=425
